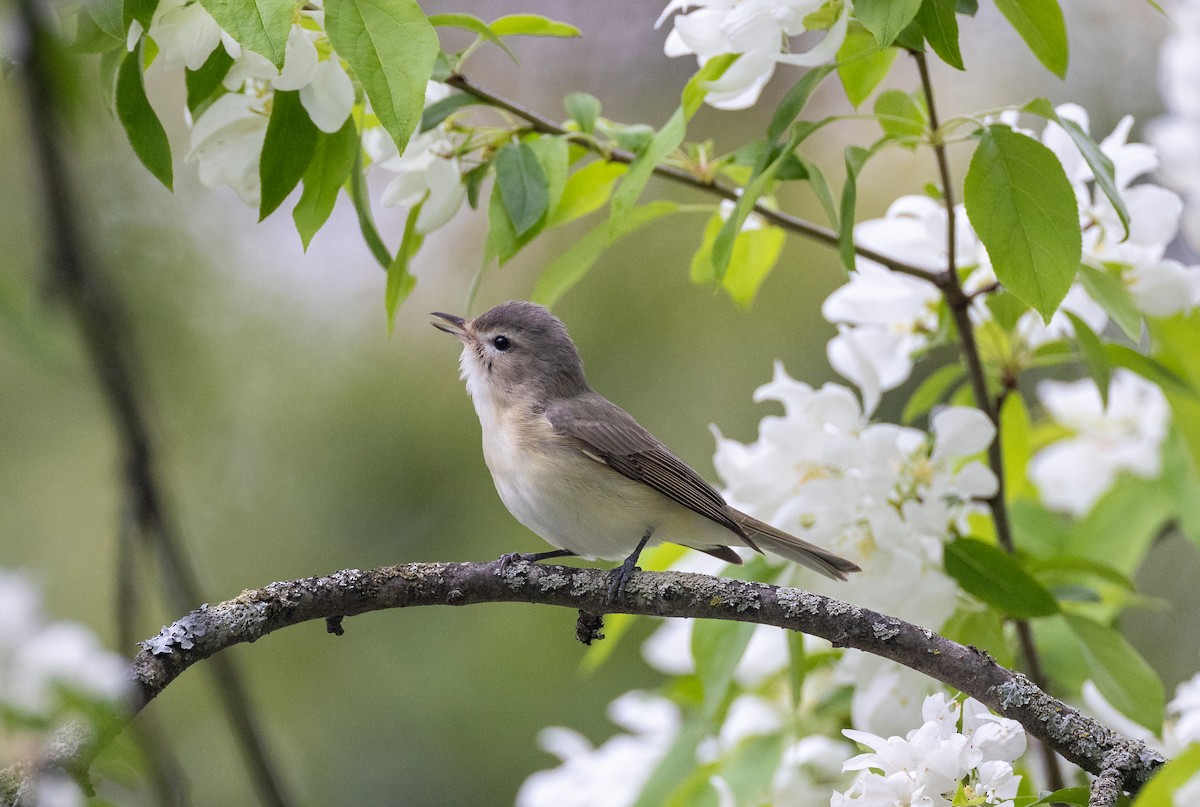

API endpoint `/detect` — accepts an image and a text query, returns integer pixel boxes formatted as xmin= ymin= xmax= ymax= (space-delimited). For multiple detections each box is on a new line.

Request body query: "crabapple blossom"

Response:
xmin=823 ymin=196 xmax=976 ymax=406
xmin=366 ymin=83 xmax=468 ymax=234
xmin=1029 ymin=370 xmax=1170 ymax=516
xmin=656 ymin=0 xmax=850 ymax=109
xmin=833 ymin=694 xmax=1024 ymax=807
xmin=186 ymin=92 xmax=269 ymax=206
xmin=515 ymin=691 xmax=680 ymax=807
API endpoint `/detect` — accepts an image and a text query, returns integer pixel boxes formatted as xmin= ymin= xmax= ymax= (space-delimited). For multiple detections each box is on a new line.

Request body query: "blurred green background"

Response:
xmin=1 ymin=0 xmax=1194 ymax=804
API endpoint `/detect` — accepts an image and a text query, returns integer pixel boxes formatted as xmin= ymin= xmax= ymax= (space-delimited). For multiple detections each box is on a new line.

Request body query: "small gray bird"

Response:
xmin=432 ymin=301 xmax=860 ymax=600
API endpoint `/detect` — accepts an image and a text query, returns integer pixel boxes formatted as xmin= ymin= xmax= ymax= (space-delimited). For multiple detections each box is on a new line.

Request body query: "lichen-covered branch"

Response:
xmin=10 ymin=561 xmax=1164 ymax=803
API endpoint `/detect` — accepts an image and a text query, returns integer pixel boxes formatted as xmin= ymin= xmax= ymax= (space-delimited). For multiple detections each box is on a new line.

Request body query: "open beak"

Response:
xmin=430 ymin=311 xmax=468 ymax=338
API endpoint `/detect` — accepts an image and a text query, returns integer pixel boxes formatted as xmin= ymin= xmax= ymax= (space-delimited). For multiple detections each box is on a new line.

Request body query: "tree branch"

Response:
xmin=444 ymin=73 xmax=942 ymax=285
xmin=912 ymin=50 xmax=1065 ymax=794
xmin=9 ymin=562 xmax=1164 ymax=802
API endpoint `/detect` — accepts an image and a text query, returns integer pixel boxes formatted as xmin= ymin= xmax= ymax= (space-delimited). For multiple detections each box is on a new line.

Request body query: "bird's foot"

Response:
xmin=605 ymin=558 xmax=640 ymax=604
xmin=497 ymin=549 xmax=574 ymax=576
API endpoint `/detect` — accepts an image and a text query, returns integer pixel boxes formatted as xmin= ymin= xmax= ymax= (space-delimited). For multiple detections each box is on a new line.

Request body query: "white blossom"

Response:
xmin=656 ymin=0 xmax=850 ymax=109
xmin=823 ymin=196 xmax=976 ymax=405
xmin=833 ymin=694 xmax=1024 ymax=807
xmin=366 ymin=83 xmax=467 ymax=234
xmin=186 ymin=92 xmax=269 ymax=206
xmin=148 ymin=0 xmax=225 ymax=70
xmin=515 ymin=691 xmax=680 ymax=807
xmin=1029 ymin=370 xmax=1170 ymax=516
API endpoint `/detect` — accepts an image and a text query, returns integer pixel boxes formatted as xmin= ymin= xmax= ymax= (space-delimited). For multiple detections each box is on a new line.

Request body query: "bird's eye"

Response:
xmin=492 ymin=335 xmax=511 ymax=351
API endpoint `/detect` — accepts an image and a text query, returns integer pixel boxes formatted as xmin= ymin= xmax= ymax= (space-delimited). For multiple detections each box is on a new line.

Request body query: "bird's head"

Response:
xmin=431 ymin=301 xmax=589 ymax=404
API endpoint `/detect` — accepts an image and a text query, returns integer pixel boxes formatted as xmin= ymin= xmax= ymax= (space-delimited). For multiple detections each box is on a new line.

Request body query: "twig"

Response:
xmin=444 ymin=73 xmax=942 ymax=285
xmin=2 ymin=562 xmax=1164 ymax=802
xmin=12 ymin=6 xmax=294 ymax=806
xmin=912 ymin=50 xmax=1064 ymax=793
xmin=1089 ymin=762 xmax=1127 ymax=807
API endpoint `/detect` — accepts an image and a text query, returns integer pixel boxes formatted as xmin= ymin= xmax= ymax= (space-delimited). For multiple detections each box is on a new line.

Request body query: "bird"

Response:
xmin=432 ymin=301 xmax=860 ymax=601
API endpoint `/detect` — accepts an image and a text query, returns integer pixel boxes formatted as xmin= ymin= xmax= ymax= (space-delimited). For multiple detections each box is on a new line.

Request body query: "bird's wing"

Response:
xmin=545 ymin=394 xmax=749 ymax=540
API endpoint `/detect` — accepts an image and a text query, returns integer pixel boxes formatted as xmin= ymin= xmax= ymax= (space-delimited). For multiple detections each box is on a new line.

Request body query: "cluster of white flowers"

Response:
xmin=515 ymin=691 xmax=680 ymax=807
xmin=824 ymin=104 xmax=1200 ymax=414
xmin=656 ymin=0 xmax=850 ymax=109
xmin=833 ymin=693 xmax=1025 ymax=807
xmin=1149 ymin=0 xmax=1200 ymax=247
xmin=633 ymin=365 xmax=997 ymax=734
xmin=0 ymin=570 xmax=130 ymax=807
xmin=139 ymin=1 xmax=354 ymax=205
xmin=1029 ymin=370 xmax=1170 ymax=516
xmin=711 ymin=363 xmax=994 ymax=628
xmin=364 ymin=82 xmax=468 ymax=234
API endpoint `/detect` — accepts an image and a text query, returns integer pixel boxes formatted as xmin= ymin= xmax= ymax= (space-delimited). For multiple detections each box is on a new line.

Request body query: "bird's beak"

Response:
xmin=431 ymin=311 xmax=469 ymax=339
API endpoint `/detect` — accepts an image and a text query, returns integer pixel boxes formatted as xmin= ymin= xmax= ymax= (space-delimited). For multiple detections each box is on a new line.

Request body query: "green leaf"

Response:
xmin=993 ymin=0 xmax=1068 ymax=77
xmin=721 ymin=228 xmax=786 ymax=308
xmin=419 ymin=93 xmax=483 ymax=132
xmin=795 ymin=155 xmax=839 ymax=227
xmin=836 ymin=25 xmax=898 ymax=108
xmin=124 ymin=0 xmax=158 ymax=31
xmin=838 ymin=145 xmax=872 ymax=271
xmin=526 ymin=135 xmax=569 ymax=224
xmin=1064 ymin=613 xmax=1164 ymax=733
xmin=902 ymin=363 xmax=966 ymax=424
xmin=349 ymin=145 xmax=392 ymax=269
xmin=854 ymin=0 xmax=923 ymax=46
xmin=610 ymin=55 xmax=735 ymax=232
xmin=692 ymin=214 xmax=786 ymax=307
xmin=999 ymin=392 xmax=1033 ymax=499
xmin=767 ymin=66 xmax=834 ymax=141
xmin=185 ymin=46 xmax=233 ymax=114
xmin=494 ymin=141 xmax=550 ymax=236
xmin=385 ymin=203 xmax=424 ymax=332
xmin=915 ymin=0 xmax=963 ymax=69
xmin=711 ymin=125 xmax=805 ymax=280
xmin=1024 ymin=99 xmax=1130 ymax=241
xmin=941 ymin=606 xmax=1013 ymax=666
xmin=489 ymin=14 xmax=580 ymax=38
xmin=293 ymin=116 xmax=359 ymax=249
xmin=1151 ymin=313 xmax=1200 ymax=478
xmin=88 ymin=0 xmax=124 ymax=42
xmin=425 ymin=13 xmax=517 ymax=62
xmin=943 ymin=537 xmax=1059 ymax=618
xmin=533 ymin=201 xmax=694 ymax=305
xmin=198 ymin=0 xmax=296 ymax=69
xmin=1079 ymin=264 xmax=1141 ymax=340
xmin=116 ymin=41 xmax=173 ymax=190
xmin=1066 ymin=473 xmax=1173 ymax=574
xmin=259 ymin=90 xmax=319 ymax=221
xmin=874 ymin=89 xmax=927 ymax=142
xmin=326 ymin=0 xmax=438 ymax=156
xmin=1029 ymin=786 xmax=1091 ymax=806
xmin=565 ymin=92 xmax=601 ymax=134
xmin=1065 ymin=312 xmax=1111 ymax=406
xmin=692 ymin=619 xmax=756 ymax=718
xmin=546 ymin=162 xmax=627 ymax=228
xmin=1132 ymin=743 xmax=1200 ymax=807
xmin=963 ymin=125 xmax=1081 ymax=321
xmin=1105 ymin=343 xmax=1194 ymax=396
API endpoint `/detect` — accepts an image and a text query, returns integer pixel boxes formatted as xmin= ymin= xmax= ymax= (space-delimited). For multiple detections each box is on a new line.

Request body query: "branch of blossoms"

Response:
xmin=13 ymin=3 xmax=294 ymax=805
xmin=912 ymin=49 xmax=1066 ymax=793
xmin=444 ymin=73 xmax=943 ymax=285
xmin=10 ymin=562 xmax=1165 ymax=801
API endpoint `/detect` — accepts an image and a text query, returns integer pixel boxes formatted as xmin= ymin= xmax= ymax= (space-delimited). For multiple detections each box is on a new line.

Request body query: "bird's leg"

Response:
xmin=497 ymin=549 xmax=575 ymax=575
xmin=607 ymin=529 xmax=653 ymax=604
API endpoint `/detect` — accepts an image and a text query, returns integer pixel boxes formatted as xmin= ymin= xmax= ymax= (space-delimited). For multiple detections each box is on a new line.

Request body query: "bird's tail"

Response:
xmin=730 ymin=509 xmax=861 ymax=581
